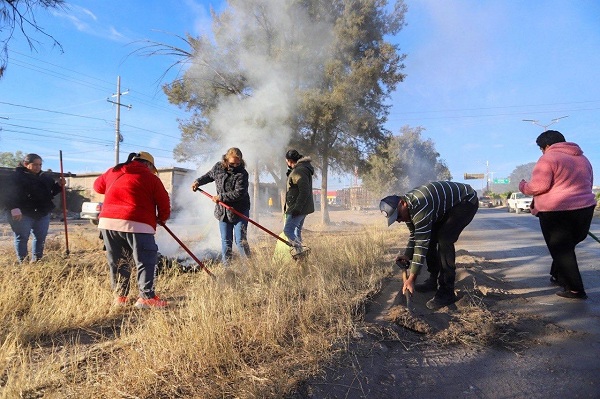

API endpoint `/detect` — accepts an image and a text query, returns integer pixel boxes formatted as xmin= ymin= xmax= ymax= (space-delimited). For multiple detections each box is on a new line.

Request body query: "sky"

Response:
xmin=1 ymin=0 xmax=600 ymax=192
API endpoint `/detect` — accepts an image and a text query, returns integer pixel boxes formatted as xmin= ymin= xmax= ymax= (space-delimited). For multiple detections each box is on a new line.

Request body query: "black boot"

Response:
xmin=415 ymin=276 xmax=437 ymax=293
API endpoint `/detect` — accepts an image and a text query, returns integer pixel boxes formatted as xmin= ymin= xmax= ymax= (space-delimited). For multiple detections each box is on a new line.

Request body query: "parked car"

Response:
xmin=80 ymin=201 xmax=102 ymax=224
xmin=478 ymin=196 xmax=494 ymax=208
xmin=507 ymin=193 xmax=532 ymax=214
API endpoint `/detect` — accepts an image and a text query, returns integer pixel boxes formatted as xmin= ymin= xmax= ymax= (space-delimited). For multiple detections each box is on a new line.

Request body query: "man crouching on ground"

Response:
xmin=380 ymin=181 xmax=479 ymax=310
xmin=94 ymin=152 xmax=171 ymax=309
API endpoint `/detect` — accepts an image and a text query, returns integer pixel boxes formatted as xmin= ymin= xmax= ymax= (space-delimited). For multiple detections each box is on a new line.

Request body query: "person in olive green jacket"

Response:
xmin=283 ymin=149 xmax=314 ymax=253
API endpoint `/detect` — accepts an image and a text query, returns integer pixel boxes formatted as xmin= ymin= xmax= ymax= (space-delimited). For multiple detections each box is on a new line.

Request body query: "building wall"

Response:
xmin=69 ymin=167 xmax=191 ymax=204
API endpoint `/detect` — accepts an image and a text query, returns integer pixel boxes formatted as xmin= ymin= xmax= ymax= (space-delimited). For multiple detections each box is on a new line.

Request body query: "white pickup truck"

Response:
xmin=80 ymin=202 xmax=102 ymax=224
xmin=507 ymin=193 xmax=533 ymax=214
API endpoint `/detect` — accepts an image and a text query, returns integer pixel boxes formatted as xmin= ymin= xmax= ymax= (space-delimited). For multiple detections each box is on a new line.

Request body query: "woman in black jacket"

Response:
xmin=5 ymin=153 xmax=64 ymax=263
xmin=192 ymin=148 xmax=251 ymax=265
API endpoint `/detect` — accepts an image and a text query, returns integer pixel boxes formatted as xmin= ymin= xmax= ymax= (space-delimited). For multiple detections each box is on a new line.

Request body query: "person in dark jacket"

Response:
xmin=380 ymin=181 xmax=478 ymax=310
xmin=283 ymin=149 xmax=314 ymax=253
xmin=5 ymin=153 xmax=64 ymax=263
xmin=94 ymin=151 xmax=171 ymax=309
xmin=192 ymin=147 xmax=251 ymax=265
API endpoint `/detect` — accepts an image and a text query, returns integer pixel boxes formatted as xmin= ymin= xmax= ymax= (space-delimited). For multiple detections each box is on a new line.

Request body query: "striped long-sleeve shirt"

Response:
xmin=403 ymin=181 xmax=478 ymax=275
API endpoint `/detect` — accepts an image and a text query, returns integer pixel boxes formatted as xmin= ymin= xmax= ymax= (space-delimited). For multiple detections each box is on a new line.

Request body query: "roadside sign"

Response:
xmin=464 ymin=173 xmax=485 ymax=180
xmin=493 ymin=178 xmax=510 ymax=184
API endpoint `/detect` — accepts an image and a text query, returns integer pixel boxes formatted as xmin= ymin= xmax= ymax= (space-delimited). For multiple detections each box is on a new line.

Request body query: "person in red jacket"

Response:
xmin=519 ymin=130 xmax=596 ymax=300
xmin=94 ymin=152 xmax=171 ymax=308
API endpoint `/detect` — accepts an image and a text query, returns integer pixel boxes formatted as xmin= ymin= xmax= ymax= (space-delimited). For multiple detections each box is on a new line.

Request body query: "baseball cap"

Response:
xmin=133 ymin=151 xmax=158 ymax=174
xmin=380 ymin=195 xmax=401 ymax=226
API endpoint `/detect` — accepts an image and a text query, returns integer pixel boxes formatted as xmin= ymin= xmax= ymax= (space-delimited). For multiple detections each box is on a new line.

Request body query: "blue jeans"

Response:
xmin=283 ymin=214 xmax=306 ymax=249
xmin=218 ymin=211 xmax=250 ymax=264
xmin=8 ymin=213 xmax=51 ymax=262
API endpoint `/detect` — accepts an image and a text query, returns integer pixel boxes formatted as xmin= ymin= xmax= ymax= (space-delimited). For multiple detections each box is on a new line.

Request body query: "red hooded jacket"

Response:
xmin=93 ymin=160 xmax=170 ymax=229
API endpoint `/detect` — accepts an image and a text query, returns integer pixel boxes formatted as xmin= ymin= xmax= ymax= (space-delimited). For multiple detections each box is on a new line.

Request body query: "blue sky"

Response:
xmin=1 ymin=0 xmax=599 ymax=190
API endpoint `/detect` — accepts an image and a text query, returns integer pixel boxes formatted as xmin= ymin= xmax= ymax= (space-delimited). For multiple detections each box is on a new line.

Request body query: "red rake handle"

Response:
xmin=158 ymin=222 xmax=215 ymax=279
xmin=195 ymin=188 xmax=293 ymax=247
xmin=59 ymin=150 xmax=70 ymax=255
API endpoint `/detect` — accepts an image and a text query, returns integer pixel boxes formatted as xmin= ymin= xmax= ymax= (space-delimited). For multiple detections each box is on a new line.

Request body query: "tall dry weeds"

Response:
xmin=0 ymin=224 xmax=391 ymax=398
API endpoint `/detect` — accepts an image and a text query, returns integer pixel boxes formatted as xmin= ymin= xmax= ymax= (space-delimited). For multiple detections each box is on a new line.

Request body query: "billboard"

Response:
xmin=464 ymin=173 xmax=485 ymax=180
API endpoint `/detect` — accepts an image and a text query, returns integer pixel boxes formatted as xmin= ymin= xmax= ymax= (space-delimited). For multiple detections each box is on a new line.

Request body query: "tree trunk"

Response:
xmin=320 ymin=158 xmax=330 ymax=225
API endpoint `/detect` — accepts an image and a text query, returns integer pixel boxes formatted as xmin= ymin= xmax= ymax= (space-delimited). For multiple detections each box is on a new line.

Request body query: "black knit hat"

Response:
xmin=285 ymin=149 xmax=302 ymax=162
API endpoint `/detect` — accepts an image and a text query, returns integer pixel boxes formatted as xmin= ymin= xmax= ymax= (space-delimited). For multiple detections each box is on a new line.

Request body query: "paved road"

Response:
xmin=459 ymin=207 xmax=600 ymax=334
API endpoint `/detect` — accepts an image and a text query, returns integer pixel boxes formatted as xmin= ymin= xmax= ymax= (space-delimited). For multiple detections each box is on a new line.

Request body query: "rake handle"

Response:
xmin=158 ymin=221 xmax=215 ymax=279
xmin=397 ymin=259 xmax=413 ymax=313
xmin=195 ymin=188 xmax=294 ymax=248
xmin=588 ymin=231 xmax=600 ymax=244
xmin=59 ymin=150 xmax=70 ymax=255
xmin=404 ymin=269 xmax=413 ymax=313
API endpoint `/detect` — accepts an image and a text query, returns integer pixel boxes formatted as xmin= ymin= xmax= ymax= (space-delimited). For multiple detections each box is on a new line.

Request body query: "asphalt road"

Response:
xmin=459 ymin=207 xmax=600 ymax=334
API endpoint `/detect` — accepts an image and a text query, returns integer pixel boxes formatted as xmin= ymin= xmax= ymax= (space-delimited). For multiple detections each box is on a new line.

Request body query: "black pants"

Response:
xmin=426 ymin=200 xmax=479 ymax=299
xmin=538 ymin=206 xmax=594 ymax=292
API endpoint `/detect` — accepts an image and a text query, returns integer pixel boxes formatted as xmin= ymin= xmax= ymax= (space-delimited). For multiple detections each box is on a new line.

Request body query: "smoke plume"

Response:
xmin=156 ymin=0 xmax=332 ymax=259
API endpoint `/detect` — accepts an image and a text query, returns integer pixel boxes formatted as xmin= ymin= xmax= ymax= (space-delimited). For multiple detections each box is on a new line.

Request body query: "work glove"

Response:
xmin=191 ymin=181 xmax=200 ymax=192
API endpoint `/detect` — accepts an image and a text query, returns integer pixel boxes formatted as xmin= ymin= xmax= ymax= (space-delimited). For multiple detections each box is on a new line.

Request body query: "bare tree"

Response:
xmin=0 ymin=0 xmax=65 ymax=78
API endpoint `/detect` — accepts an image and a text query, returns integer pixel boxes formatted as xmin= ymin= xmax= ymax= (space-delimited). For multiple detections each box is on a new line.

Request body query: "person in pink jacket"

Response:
xmin=519 ymin=130 xmax=596 ymax=300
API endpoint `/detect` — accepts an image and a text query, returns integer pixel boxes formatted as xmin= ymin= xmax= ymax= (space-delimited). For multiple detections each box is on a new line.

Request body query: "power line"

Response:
xmin=1 ymin=125 xmax=114 ymax=145
xmin=12 ymin=50 xmax=119 ymax=91
xmin=1 ymin=128 xmax=177 ymax=156
xmin=387 ymin=106 xmax=600 ymax=123
xmin=121 ymin=123 xmax=181 ymax=140
xmin=388 ymin=100 xmax=600 ymax=116
xmin=10 ymin=51 xmax=187 ymax=117
xmin=0 ymin=101 xmax=180 ymax=140
xmin=0 ymin=101 xmax=110 ymax=121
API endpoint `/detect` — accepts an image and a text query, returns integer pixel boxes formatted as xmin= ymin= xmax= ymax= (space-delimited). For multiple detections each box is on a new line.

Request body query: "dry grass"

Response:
xmin=0 ymin=224 xmax=391 ymax=398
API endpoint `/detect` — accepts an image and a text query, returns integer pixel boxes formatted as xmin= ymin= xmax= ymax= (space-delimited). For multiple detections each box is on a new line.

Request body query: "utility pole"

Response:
xmin=107 ymin=76 xmax=132 ymax=165
xmin=522 ymin=115 xmax=569 ymax=132
xmin=486 ymin=160 xmax=489 ymax=193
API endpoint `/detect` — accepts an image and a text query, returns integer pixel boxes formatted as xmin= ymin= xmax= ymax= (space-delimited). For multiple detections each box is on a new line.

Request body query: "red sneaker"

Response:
xmin=134 ymin=296 xmax=168 ymax=309
xmin=114 ymin=296 xmax=128 ymax=307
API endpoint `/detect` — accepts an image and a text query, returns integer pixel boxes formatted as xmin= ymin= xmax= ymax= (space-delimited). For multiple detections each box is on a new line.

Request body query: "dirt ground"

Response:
xmin=286 ymin=209 xmax=600 ymax=399
xmin=2 ymin=209 xmax=599 ymax=398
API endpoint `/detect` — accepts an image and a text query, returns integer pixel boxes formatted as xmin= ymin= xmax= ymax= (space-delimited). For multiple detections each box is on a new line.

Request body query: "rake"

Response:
xmin=194 ymin=188 xmax=310 ymax=260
